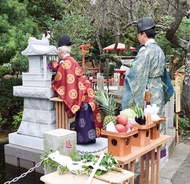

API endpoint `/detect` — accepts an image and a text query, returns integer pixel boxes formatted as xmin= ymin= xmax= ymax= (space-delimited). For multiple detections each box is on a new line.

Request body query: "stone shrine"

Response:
xmin=14 ymin=37 xmax=57 ymax=139
xmin=4 ymin=38 xmax=58 ymax=172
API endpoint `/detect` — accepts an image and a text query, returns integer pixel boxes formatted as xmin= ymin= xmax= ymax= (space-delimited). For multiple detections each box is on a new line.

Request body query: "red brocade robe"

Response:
xmin=50 ymin=55 xmax=103 ymax=137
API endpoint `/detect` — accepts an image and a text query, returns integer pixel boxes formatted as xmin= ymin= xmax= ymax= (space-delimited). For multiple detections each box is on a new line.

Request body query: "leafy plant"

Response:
xmin=40 ymin=151 xmax=59 ymax=171
xmin=134 ymin=105 xmax=144 ymax=118
xmin=10 ymin=52 xmax=29 ymax=74
xmin=0 ymin=113 xmax=7 ymax=130
xmin=0 ymin=64 xmax=13 ymax=78
xmin=40 ymin=151 xmax=120 ymax=176
xmin=134 ymin=105 xmax=146 ymax=125
xmin=12 ymin=111 xmax=23 ymax=128
xmin=176 ymin=18 xmax=190 ymax=41
xmin=0 ymin=77 xmax=23 ymax=131
xmin=174 ymin=115 xmax=190 ymax=136
xmin=95 ymin=90 xmax=117 ymax=128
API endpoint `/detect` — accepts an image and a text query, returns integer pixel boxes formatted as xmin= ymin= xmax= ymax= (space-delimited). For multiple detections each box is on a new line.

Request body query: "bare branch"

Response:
xmin=166 ymin=0 xmax=189 ymax=51
xmin=156 ymin=24 xmax=170 ymax=31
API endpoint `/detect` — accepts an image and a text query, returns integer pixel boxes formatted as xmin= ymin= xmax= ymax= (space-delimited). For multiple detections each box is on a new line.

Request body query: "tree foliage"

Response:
xmin=84 ymin=0 xmax=190 ymax=55
xmin=0 ymin=0 xmax=40 ymax=65
xmin=0 ymin=77 xmax=23 ymax=130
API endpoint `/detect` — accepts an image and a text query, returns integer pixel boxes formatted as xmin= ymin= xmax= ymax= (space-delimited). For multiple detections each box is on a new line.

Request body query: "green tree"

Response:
xmin=19 ymin=0 xmax=96 ymax=60
xmin=0 ymin=0 xmax=41 ymax=65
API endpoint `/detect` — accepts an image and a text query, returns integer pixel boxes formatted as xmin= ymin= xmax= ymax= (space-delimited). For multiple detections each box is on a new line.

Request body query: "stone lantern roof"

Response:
xmin=22 ymin=37 xmax=57 ymax=56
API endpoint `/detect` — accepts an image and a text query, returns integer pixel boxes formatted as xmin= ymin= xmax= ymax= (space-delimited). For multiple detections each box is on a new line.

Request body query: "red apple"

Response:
xmin=116 ymin=115 xmax=128 ymax=125
xmin=115 ymin=124 xmax=126 ymax=133
xmin=125 ymin=123 xmax=134 ymax=132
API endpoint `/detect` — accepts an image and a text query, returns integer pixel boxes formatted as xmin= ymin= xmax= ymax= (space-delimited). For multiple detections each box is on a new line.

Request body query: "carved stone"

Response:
xmin=12 ymin=37 xmax=58 ymax=145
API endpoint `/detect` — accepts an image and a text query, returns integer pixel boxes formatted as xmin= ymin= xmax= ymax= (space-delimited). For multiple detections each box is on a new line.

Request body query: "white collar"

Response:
xmin=59 ymin=54 xmax=70 ymax=64
xmin=63 ymin=54 xmax=70 ymax=59
xmin=145 ymin=39 xmax=156 ymax=46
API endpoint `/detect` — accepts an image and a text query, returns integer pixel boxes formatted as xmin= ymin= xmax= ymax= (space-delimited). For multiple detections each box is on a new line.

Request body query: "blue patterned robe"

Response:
xmin=122 ymin=39 xmax=168 ymax=155
xmin=122 ymin=39 xmax=166 ymax=116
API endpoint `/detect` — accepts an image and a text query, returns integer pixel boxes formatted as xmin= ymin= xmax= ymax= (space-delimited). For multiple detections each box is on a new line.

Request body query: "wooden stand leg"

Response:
xmin=156 ymin=146 xmax=161 ymax=184
xmin=65 ymin=110 xmax=68 ymax=129
xmin=55 ymin=102 xmax=59 ymax=129
xmin=145 ymin=153 xmax=149 ymax=184
xmin=130 ymin=160 xmax=135 ymax=184
xmin=124 ymin=164 xmax=129 ymax=183
xmin=58 ymin=102 xmax=62 ymax=128
xmin=55 ymin=101 xmax=68 ymax=129
xmin=151 ymin=149 xmax=155 ymax=184
xmin=61 ymin=102 xmax=67 ymax=129
xmin=51 ymin=98 xmax=69 ymax=130
xmin=61 ymin=102 xmax=65 ymax=128
xmin=140 ymin=155 xmax=144 ymax=184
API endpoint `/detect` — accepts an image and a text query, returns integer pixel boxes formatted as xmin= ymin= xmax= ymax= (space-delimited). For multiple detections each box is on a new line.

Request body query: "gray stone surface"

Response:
xmin=166 ymin=127 xmax=176 ymax=157
xmin=43 ymin=129 xmax=77 ymax=174
xmin=4 ymin=144 xmax=43 ymax=162
xmin=165 ymin=95 xmax=174 ymax=128
xmin=13 ymin=86 xmax=54 ymax=99
xmin=8 ymin=132 xmax=44 ymax=150
xmin=160 ymin=143 xmax=190 ymax=184
xmin=4 ymin=155 xmax=19 ymax=167
xmin=15 ymin=88 xmax=56 ymax=138
xmin=172 ymin=152 xmax=190 ymax=184
xmin=19 ymin=158 xmax=34 ymax=169
xmin=43 ymin=129 xmax=77 ymax=155
xmin=4 ymin=143 xmax=44 ymax=174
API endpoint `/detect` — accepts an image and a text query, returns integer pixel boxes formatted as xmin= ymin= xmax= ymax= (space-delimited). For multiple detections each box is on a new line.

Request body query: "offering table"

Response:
xmin=113 ymin=134 xmax=171 ymax=184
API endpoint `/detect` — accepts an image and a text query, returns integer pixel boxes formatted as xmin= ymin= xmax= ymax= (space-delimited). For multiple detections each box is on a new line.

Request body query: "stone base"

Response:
xmin=8 ymin=132 xmax=44 ymax=150
xmin=4 ymin=143 xmax=44 ymax=174
xmin=5 ymin=133 xmax=45 ymax=174
xmin=165 ymin=127 xmax=176 ymax=157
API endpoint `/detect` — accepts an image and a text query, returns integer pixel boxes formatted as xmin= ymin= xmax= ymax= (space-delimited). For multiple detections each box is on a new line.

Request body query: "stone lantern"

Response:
xmin=8 ymin=37 xmax=58 ymax=150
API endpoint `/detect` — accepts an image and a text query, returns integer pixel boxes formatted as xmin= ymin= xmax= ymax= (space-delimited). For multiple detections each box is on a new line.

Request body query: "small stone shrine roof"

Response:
xmin=22 ymin=37 xmax=57 ymax=56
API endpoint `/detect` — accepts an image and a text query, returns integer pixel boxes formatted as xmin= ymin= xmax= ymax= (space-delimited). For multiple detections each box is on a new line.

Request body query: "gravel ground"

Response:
xmin=179 ymin=134 xmax=190 ymax=145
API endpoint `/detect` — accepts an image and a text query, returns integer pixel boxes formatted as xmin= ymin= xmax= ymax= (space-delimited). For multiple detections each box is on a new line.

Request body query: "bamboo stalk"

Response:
xmin=85 ymin=153 xmax=104 ymax=184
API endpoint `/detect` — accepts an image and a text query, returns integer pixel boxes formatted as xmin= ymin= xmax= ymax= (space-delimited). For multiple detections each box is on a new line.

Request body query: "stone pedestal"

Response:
xmin=43 ymin=129 xmax=77 ymax=155
xmin=43 ymin=129 xmax=77 ymax=174
xmin=14 ymin=86 xmax=55 ymax=138
xmin=165 ymin=95 xmax=174 ymax=129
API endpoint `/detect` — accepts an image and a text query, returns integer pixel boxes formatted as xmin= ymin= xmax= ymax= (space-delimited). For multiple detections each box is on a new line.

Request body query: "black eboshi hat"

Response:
xmin=137 ymin=17 xmax=155 ymax=33
xmin=57 ymin=34 xmax=72 ymax=47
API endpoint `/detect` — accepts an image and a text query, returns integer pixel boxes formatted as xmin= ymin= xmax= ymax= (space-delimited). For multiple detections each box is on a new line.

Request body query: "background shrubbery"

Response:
xmin=0 ymin=77 xmax=23 ymax=131
xmin=0 ymin=64 xmax=12 ymax=78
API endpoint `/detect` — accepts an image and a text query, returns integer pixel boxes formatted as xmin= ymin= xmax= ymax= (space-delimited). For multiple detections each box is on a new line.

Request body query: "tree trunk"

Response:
xmin=164 ymin=0 xmax=190 ymax=120
xmin=182 ymin=42 xmax=190 ymax=120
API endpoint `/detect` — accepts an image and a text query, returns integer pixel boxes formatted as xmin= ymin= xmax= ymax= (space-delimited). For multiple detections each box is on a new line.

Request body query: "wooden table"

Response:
xmin=40 ymin=168 xmax=134 ymax=184
xmin=113 ymin=135 xmax=171 ymax=184
xmin=50 ymin=97 xmax=69 ymax=129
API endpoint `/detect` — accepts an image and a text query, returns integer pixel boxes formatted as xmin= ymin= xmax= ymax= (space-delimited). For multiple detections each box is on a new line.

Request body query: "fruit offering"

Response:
xmin=114 ymin=114 xmax=134 ymax=133
xmin=95 ymin=90 xmax=117 ymax=129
